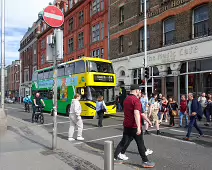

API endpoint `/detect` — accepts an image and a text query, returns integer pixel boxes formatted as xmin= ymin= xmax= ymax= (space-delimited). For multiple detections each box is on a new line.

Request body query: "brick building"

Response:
xmin=110 ymin=0 xmax=212 ymax=101
xmin=19 ymin=19 xmax=41 ymax=96
xmin=37 ymin=0 xmax=68 ymax=69
xmin=63 ymin=0 xmax=108 ymax=61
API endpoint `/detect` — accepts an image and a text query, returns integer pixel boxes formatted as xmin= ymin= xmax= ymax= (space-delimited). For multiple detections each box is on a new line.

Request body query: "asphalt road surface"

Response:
xmin=6 ymin=103 xmax=212 ymax=170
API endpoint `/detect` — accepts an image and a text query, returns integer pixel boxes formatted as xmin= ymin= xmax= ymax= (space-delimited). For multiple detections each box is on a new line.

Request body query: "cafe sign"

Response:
xmin=148 ymin=0 xmax=191 ymax=18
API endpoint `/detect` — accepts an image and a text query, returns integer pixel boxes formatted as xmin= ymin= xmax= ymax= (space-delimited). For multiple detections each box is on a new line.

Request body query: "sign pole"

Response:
xmin=52 ymin=49 xmax=58 ymax=150
xmin=144 ymin=0 xmax=148 ymax=97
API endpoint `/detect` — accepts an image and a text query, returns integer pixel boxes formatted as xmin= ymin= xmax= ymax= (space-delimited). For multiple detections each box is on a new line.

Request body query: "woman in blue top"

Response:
xmin=96 ymin=95 xmax=107 ymax=127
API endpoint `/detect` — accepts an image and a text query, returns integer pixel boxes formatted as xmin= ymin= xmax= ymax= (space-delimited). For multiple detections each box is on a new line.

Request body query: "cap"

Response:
xmin=130 ymin=84 xmax=140 ymax=91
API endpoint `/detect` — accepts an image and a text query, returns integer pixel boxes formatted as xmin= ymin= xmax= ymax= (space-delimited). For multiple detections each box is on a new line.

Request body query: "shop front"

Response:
xmin=113 ymin=36 xmax=212 ymax=101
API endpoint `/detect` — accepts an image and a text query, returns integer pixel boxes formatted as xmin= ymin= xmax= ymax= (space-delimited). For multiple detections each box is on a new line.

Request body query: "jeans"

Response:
xmin=205 ymin=109 xmax=211 ymax=122
xmin=97 ymin=110 xmax=104 ymax=127
xmin=114 ymin=127 xmax=148 ymax=162
xmin=186 ymin=116 xmax=203 ymax=138
xmin=32 ymin=105 xmax=43 ymax=122
xmin=118 ymin=103 xmax=122 ymax=112
xmin=179 ymin=112 xmax=188 ymax=126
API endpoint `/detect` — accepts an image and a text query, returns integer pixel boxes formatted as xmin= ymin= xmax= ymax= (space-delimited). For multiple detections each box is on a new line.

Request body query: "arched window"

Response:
xmin=133 ymin=69 xmax=142 ymax=84
xmin=163 ymin=17 xmax=175 ymax=45
xmin=120 ymin=70 xmax=125 ymax=77
xmin=193 ymin=5 xmax=209 ymax=38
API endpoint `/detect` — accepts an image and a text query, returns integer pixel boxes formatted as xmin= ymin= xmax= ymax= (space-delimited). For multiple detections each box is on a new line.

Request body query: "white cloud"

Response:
xmin=0 ymin=0 xmax=53 ymax=66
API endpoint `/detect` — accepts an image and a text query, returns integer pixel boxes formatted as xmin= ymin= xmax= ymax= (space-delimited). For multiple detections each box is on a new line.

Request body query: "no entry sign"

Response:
xmin=43 ymin=5 xmax=64 ymax=28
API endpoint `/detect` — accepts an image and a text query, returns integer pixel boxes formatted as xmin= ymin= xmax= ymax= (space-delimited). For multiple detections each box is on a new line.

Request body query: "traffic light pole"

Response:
xmin=144 ymin=0 xmax=148 ymax=96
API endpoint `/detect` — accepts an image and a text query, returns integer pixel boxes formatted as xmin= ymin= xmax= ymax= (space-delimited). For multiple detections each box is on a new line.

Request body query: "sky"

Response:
xmin=0 ymin=0 xmax=52 ymax=66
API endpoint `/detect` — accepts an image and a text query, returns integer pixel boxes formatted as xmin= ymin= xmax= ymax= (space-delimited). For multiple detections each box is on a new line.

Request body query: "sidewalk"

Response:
xmin=0 ymin=115 xmax=134 ymax=170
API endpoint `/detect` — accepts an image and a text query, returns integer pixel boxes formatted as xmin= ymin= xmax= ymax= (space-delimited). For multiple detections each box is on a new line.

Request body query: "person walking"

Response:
xmin=179 ymin=95 xmax=188 ymax=128
xmin=96 ymin=95 xmax=107 ymax=127
xmin=198 ymin=92 xmax=207 ymax=116
xmin=149 ymin=97 xmax=163 ymax=135
xmin=204 ymin=98 xmax=212 ymax=126
xmin=159 ymin=96 xmax=168 ymax=123
xmin=184 ymin=93 xmax=204 ymax=141
xmin=68 ymin=93 xmax=84 ymax=141
xmin=114 ymin=84 xmax=155 ymax=168
xmin=168 ymin=97 xmax=178 ymax=127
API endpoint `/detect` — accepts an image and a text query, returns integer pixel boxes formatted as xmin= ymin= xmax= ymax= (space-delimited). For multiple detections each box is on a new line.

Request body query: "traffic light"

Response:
xmin=144 ymin=67 xmax=149 ymax=79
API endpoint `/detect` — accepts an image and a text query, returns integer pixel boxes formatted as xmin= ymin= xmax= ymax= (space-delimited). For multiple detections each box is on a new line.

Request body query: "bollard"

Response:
xmin=104 ymin=140 xmax=114 ymax=170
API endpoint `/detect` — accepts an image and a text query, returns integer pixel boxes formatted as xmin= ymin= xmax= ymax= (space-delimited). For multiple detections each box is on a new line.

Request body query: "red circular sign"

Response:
xmin=43 ymin=5 xmax=64 ymax=28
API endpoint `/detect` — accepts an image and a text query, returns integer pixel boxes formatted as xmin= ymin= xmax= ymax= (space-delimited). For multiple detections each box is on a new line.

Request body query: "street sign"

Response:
xmin=43 ymin=5 xmax=64 ymax=28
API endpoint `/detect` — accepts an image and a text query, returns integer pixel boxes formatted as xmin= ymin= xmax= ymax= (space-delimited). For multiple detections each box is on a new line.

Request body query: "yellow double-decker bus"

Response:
xmin=31 ymin=57 xmax=117 ymax=117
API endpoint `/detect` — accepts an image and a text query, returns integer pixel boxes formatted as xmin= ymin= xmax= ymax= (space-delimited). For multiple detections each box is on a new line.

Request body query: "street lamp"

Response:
xmin=15 ymin=60 xmax=21 ymax=104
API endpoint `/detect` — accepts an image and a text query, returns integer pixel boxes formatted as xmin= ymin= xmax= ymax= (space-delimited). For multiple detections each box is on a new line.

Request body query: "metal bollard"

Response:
xmin=104 ymin=140 xmax=114 ymax=170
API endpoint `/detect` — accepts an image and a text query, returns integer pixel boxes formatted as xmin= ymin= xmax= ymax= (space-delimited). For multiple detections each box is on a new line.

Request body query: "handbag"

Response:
xmin=169 ymin=103 xmax=178 ymax=117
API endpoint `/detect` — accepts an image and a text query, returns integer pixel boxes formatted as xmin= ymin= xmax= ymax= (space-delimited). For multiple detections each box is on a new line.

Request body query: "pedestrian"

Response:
xmin=168 ymin=97 xmax=178 ymax=127
xmin=179 ymin=95 xmax=189 ymax=128
xmin=140 ymin=93 xmax=151 ymax=135
xmin=68 ymin=93 xmax=84 ymax=141
xmin=149 ymin=97 xmax=163 ymax=135
xmin=198 ymin=92 xmax=207 ymax=116
xmin=96 ymin=95 xmax=107 ymax=127
xmin=184 ymin=93 xmax=204 ymax=141
xmin=204 ymin=98 xmax=212 ymax=126
xmin=114 ymin=84 xmax=155 ymax=168
xmin=159 ymin=96 xmax=168 ymax=123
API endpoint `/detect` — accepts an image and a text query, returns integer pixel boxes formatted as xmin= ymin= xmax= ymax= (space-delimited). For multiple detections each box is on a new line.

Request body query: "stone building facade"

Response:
xmin=110 ymin=0 xmax=212 ymax=101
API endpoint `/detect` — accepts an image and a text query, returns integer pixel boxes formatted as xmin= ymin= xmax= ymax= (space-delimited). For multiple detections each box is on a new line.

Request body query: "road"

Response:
xmin=5 ymin=103 xmax=212 ymax=170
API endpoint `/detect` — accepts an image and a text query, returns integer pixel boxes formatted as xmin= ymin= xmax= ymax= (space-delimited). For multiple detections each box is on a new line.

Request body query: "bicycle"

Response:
xmin=34 ymin=106 xmax=44 ymax=124
xmin=25 ymin=103 xmax=30 ymax=113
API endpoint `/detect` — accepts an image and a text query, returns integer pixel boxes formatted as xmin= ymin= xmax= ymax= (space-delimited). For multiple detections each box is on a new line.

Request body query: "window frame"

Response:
xmin=92 ymin=23 xmax=100 ymax=42
xmin=119 ymin=6 xmax=124 ymax=23
xmin=139 ymin=27 xmax=150 ymax=52
xmin=79 ymin=10 xmax=84 ymax=26
xmin=140 ymin=0 xmax=150 ymax=13
xmin=68 ymin=37 xmax=74 ymax=54
xmin=163 ymin=17 xmax=176 ymax=45
xmin=78 ymin=32 xmax=84 ymax=49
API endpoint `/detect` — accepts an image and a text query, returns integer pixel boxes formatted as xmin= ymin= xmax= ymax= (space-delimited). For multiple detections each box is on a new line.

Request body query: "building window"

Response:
xmin=139 ymin=27 xmax=150 ymax=52
xmin=69 ymin=17 xmax=74 ymax=31
xmin=133 ymin=69 xmax=142 ymax=84
xmin=92 ymin=0 xmax=104 ymax=15
xmin=140 ymin=0 xmax=150 ymax=13
xmin=92 ymin=49 xmax=100 ymax=58
xmin=119 ymin=6 xmax=124 ymax=23
xmin=68 ymin=38 xmax=74 ymax=54
xmin=79 ymin=11 xmax=84 ymax=25
xmin=119 ymin=36 xmax=124 ymax=53
xmin=78 ymin=32 xmax=84 ymax=49
xmin=33 ymin=49 xmax=37 ymax=64
xmin=41 ymin=55 xmax=45 ymax=65
xmin=101 ymin=48 xmax=104 ymax=58
xmin=101 ymin=22 xmax=104 ymax=40
xmin=193 ymin=5 xmax=209 ymax=38
xmin=41 ymin=40 xmax=46 ymax=49
xmin=24 ymin=70 xmax=29 ymax=82
xmin=163 ymin=17 xmax=176 ymax=45
xmin=69 ymin=0 xmax=74 ymax=9
xmin=92 ymin=24 xmax=100 ymax=42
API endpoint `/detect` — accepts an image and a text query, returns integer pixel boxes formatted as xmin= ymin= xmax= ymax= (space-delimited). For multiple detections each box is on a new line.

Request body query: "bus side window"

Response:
xmin=43 ymin=71 xmax=49 ymax=79
xmin=47 ymin=91 xmax=53 ymax=99
xmin=32 ymin=72 xmax=38 ymax=81
xmin=65 ymin=63 xmax=74 ymax=75
xmin=38 ymin=71 xmax=44 ymax=80
xmin=58 ymin=66 xmax=65 ymax=77
xmin=75 ymin=61 xmax=85 ymax=74
xmin=49 ymin=69 xmax=53 ymax=79
xmin=57 ymin=89 xmax=60 ymax=100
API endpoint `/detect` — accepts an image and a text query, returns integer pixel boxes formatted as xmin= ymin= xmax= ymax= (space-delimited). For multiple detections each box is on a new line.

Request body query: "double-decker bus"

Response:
xmin=31 ymin=57 xmax=117 ymax=117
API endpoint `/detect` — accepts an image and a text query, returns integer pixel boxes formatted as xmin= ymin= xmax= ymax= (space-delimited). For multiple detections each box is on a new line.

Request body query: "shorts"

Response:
xmin=152 ymin=110 xmax=159 ymax=122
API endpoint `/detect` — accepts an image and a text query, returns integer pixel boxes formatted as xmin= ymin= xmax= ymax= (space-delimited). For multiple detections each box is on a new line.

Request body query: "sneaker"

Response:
xmin=157 ymin=130 xmax=163 ymax=135
xmin=165 ymin=119 xmax=168 ymax=123
xmin=197 ymin=134 xmax=204 ymax=138
xmin=204 ymin=123 xmax=209 ymax=127
xmin=68 ymin=137 xmax=75 ymax=141
xmin=142 ymin=161 xmax=155 ymax=168
xmin=117 ymin=153 xmax=128 ymax=161
xmin=145 ymin=149 xmax=153 ymax=156
xmin=77 ymin=136 xmax=84 ymax=141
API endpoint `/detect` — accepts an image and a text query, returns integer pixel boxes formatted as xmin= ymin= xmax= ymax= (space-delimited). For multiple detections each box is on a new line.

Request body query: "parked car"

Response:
xmin=5 ymin=97 xmax=13 ymax=104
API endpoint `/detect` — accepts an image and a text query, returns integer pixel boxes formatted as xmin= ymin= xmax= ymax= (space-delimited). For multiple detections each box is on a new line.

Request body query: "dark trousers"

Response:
xmin=170 ymin=115 xmax=175 ymax=126
xmin=205 ymin=109 xmax=211 ymax=122
xmin=32 ymin=105 xmax=43 ymax=122
xmin=186 ymin=116 xmax=203 ymax=138
xmin=114 ymin=127 xmax=148 ymax=162
xmin=97 ymin=110 xmax=104 ymax=127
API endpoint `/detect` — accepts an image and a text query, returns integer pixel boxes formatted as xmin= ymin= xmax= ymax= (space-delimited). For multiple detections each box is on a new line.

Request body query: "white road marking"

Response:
xmin=73 ymin=127 xmax=170 ymax=145
xmin=170 ymin=128 xmax=212 ymax=138
xmin=37 ymin=120 xmax=71 ymax=127
xmin=170 ymin=129 xmax=185 ymax=133
xmin=58 ymin=124 xmax=123 ymax=134
xmin=44 ymin=12 xmax=63 ymax=20
xmin=151 ymin=133 xmax=196 ymax=145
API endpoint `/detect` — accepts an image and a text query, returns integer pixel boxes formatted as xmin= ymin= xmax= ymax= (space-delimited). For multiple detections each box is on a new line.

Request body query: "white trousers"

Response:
xmin=68 ymin=115 xmax=83 ymax=138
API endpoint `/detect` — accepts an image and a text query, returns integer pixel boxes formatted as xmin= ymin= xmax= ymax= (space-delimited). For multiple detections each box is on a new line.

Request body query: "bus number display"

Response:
xmin=94 ymin=75 xmax=114 ymax=82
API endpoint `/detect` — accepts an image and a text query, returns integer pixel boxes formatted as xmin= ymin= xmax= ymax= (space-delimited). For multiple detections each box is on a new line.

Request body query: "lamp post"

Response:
xmin=15 ymin=60 xmax=21 ymax=104
xmin=144 ymin=0 xmax=148 ymax=97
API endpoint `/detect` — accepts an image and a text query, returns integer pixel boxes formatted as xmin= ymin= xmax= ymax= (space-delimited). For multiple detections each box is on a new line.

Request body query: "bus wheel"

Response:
xmin=66 ymin=105 xmax=70 ymax=116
